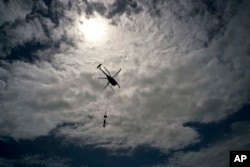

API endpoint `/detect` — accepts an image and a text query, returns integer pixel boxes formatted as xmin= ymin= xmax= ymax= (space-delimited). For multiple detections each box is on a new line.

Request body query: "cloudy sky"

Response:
xmin=0 ymin=0 xmax=250 ymax=166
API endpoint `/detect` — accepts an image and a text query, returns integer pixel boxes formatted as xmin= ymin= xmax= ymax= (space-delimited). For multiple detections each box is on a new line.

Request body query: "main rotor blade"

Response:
xmin=104 ymin=66 xmax=111 ymax=76
xmin=104 ymin=82 xmax=109 ymax=89
xmin=99 ymin=68 xmax=109 ymax=76
xmin=113 ymin=68 xmax=121 ymax=78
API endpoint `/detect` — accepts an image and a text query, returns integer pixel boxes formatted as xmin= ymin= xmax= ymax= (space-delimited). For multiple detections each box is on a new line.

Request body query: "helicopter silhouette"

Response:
xmin=97 ymin=64 xmax=121 ymax=89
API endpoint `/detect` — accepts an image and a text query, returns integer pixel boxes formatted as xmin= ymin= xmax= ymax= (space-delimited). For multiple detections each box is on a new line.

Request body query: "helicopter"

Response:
xmin=97 ymin=64 xmax=121 ymax=89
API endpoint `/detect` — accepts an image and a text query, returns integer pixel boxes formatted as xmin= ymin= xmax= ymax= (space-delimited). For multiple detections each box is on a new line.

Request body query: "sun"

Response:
xmin=80 ymin=18 xmax=106 ymax=42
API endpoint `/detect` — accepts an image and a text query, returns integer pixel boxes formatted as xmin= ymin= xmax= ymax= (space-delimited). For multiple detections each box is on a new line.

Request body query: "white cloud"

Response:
xmin=0 ymin=0 xmax=249 ymax=153
xmin=0 ymin=61 xmax=102 ymax=139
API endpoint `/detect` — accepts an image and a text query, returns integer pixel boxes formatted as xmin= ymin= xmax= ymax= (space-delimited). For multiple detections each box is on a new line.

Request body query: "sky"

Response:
xmin=0 ymin=0 xmax=250 ymax=166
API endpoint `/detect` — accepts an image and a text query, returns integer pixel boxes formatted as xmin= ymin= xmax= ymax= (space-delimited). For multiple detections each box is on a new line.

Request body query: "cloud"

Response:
xmin=0 ymin=0 xmax=33 ymax=25
xmin=0 ymin=0 xmax=249 ymax=154
xmin=0 ymin=60 xmax=101 ymax=139
xmin=0 ymin=0 xmax=82 ymax=59
xmin=159 ymin=121 xmax=250 ymax=167
xmin=54 ymin=0 xmax=250 ymax=151
xmin=0 ymin=155 xmax=70 ymax=167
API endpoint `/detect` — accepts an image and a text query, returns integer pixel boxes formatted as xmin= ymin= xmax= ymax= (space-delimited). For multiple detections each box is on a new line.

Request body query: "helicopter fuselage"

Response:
xmin=107 ymin=75 xmax=117 ymax=86
xmin=98 ymin=66 xmax=121 ymax=89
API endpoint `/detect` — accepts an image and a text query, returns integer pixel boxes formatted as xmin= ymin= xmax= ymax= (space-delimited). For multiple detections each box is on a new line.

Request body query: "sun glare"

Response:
xmin=80 ymin=18 xmax=106 ymax=42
